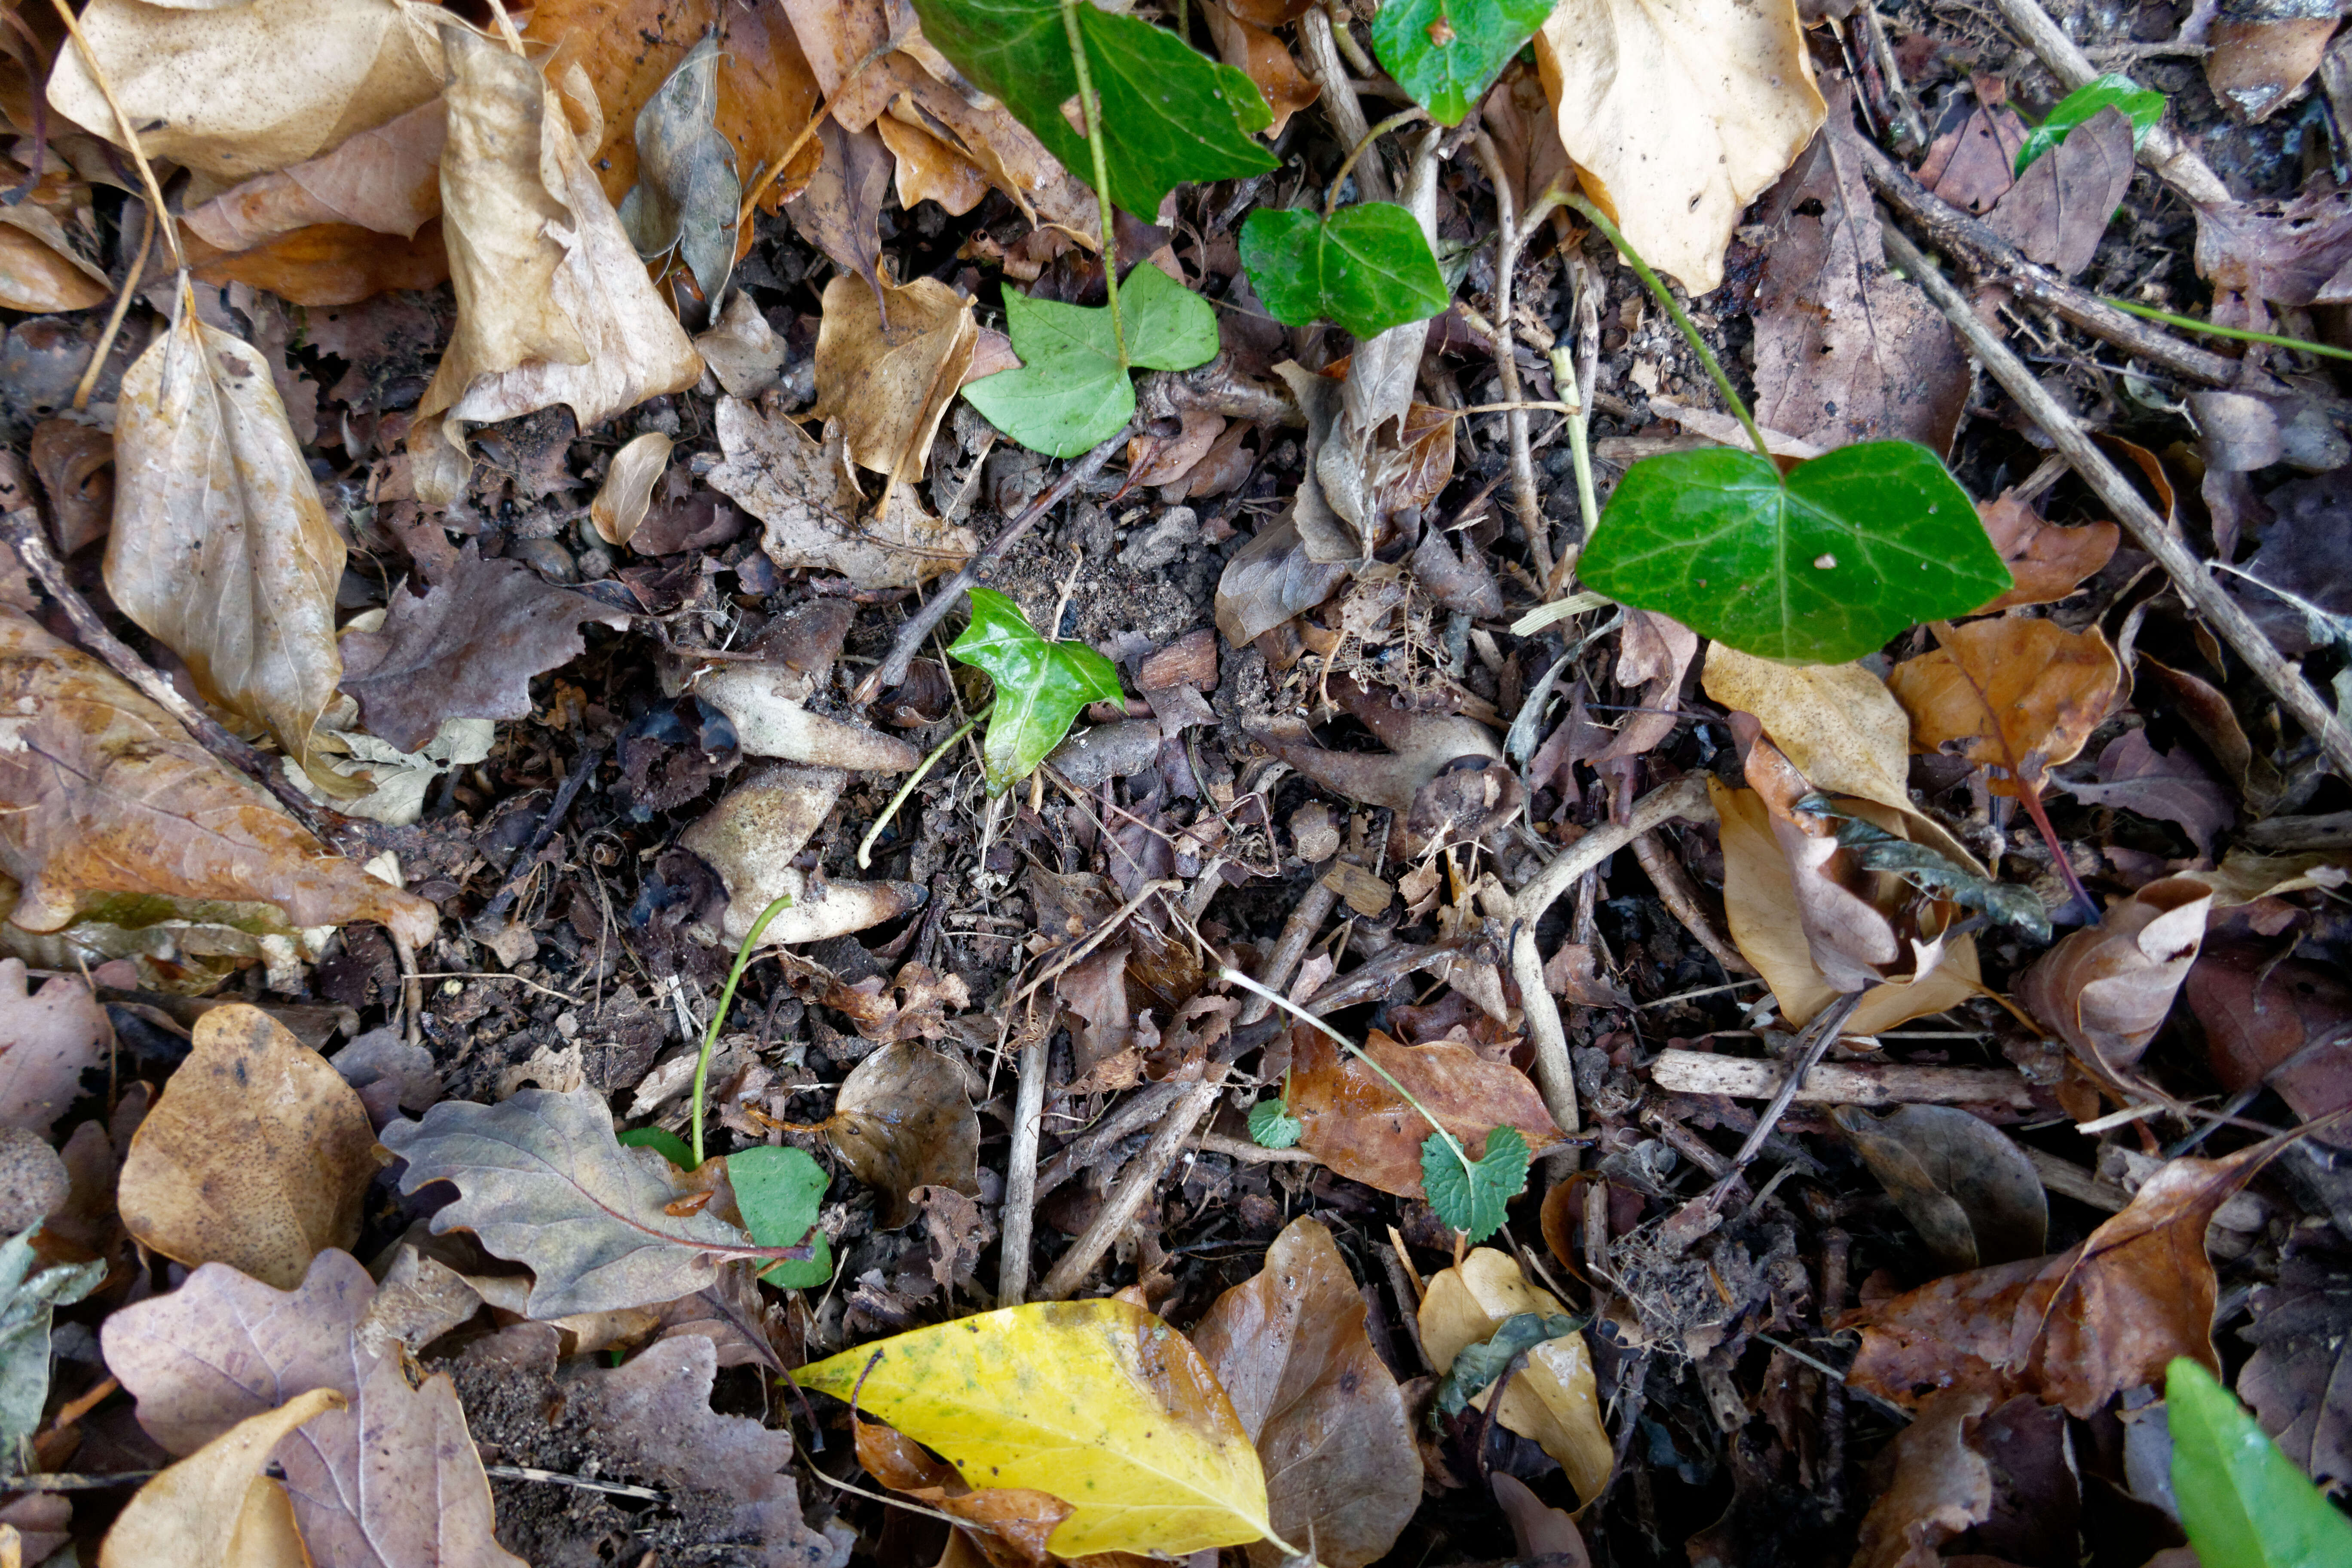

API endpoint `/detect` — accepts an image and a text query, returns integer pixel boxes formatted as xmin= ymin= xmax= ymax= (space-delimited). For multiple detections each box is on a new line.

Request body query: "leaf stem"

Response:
xmin=692 ymin=892 xmax=796 ymax=1167
xmin=2095 ymin=295 xmax=2352 ymax=362
xmin=1547 ymin=343 xmax=1600 ymax=541
xmin=1325 ymin=106 xmax=1427 ymax=219
xmin=857 ymin=706 xmax=989 ymax=870
xmin=1061 ymin=0 xmax=1126 ymax=369
xmin=1561 ymin=190 xmax=1772 ymax=463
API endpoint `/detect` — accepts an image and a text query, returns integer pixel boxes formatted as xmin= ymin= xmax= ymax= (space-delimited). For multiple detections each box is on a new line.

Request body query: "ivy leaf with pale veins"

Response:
xmin=910 ymin=0 xmax=1275 ymax=219
xmin=1240 ymin=203 xmax=1449 ymax=340
xmin=339 ymin=548 xmax=631 ymax=753
xmin=380 ymin=1086 xmax=809 ymax=1317
xmin=1577 ymin=443 xmax=2013 ymax=665
xmin=947 ymin=588 xmax=1124 ymax=795
xmin=963 ymin=262 xmax=1219 ymax=457
xmin=1372 ymin=0 xmax=1555 ymax=126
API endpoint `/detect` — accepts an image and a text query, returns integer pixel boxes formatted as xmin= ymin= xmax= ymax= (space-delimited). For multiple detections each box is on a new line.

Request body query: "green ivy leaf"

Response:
xmin=1433 ymin=1311 xmax=1581 ymax=1416
xmin=2167 ymin=1357 xmax=2352 ymax=1568
xmin=910 ymin=0 xmax=1275 ymax=218
xmin=948 ymin=587 xmax=1125 ymax=794
xmin=1239 ymin=203 xmax=1449 ymax=340
xmin=1371 ymin=0 xmax=1554 ymax=126
xmin=1421 ymin=1126 xmax=1530 ymax=1243
xmin=2016 ymin=74 xmax=2165 ymax=174
xmin=618 ymin=1126 xmax=698 ymax=1170
xmin=729 ymin=1145 xmax=834 ymax=1288
xmin=964 ymin=262 xmax=1219 ymax=457
xmin=1247 ymin=1097 xmax=1304 ymax=1149
xmin=1577 ymin=441 xmax=2013 ymax=665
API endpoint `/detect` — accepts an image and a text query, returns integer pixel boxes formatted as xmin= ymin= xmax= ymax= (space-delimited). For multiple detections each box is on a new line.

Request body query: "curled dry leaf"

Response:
xmin=789 ymin=119 xmax=895 ymax=306
xmin=616 ymin=32 xmax=739 ymax=306
xmin=1199 ymin=0 xmax=1320 ymax=138
xmin=0 ymin=175 xmax=108 ymax=313
xmin=2016 ymin=876 xmax=2213 ymax=1075
xmin=29 ymin=417 xmax=116 ymax=557
xmin=681 ymin=763 xmax=927 ymax=944
xmin=691 ymin=664 xmax=920 ymax=773
xmin=0 ymin=608 xmax=438 ymax=946
xmin=97 ymin=1387 xmax=343 ymax=1568
xmin=1289 ymin=1026 xmax=1562 ymax=1200
xmin=590 ymin=431 xmax=674 ymax=546
xmin=876 ymin=111 xmax=990 ymax=217
xmin=180 ymin=95 xmax=448 ymax=256
xmin=694 ymin=291 xmax=789 ymax=398
xmin=856 ymin=1412 xmax=1074 ymax=1565
xmin=1250 ymin=674 xmax=1517 ymax=858
xmin=116 ymin=1005 xmax=377 ymax=1290
xmin=1976 ymin=490 xmax=2119 ymax=611
xmin=827 ymin=1040 xmax=981 ymax=1229
xmin=1190 ymin=1217 xmax=1419 ymax=1568
xmin=1886 ymin=617 xmax=2122 ymax=796
xmin=108 ymin=285 xmax=349 ymax=786
xmin=1213 ymin=519 xmax=1351 ymax=648
xmin=1833 ymin=1104 xmax=2048 ymax=1272
xmin=1847 ymin=1383 xmax=1995 ymax=1568
xmin=1534 ymin=0 xmax=1825 ymax=291
xmin=0 ymin=958 xmax=105 ymax=1138
xmin=1416 ymin=1248 xmax=1612 ymax=1503
xmin=809 ymin=273 xmax=979 ymax=484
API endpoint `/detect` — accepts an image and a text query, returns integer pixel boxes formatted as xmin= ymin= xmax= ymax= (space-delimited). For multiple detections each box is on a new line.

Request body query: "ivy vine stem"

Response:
xmin=1561 ymin=189 xmax=1773 ymax=464
xmin=1060 ymin=0 xmax=1126 ymax=369
xmin=857 ymin=704 xmax=991 ymax=869
xmin=2096 ymin=294 xmax=2352 ymax=362
xmin=692 ymin=891 xmax=796 ymax=1167
xmin=1326 ymin=105 xmax=1427 ymax=219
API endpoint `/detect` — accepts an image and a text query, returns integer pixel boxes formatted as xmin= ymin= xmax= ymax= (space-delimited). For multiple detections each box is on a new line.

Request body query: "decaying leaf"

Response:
xmin=0 ymin=1228 xmax=106 ymax=1460
xmin=789 ymin=118 xmax=895 ymax=306
xmin=854 ymin=1412 xmax=1075 ymax=1565
xmin=809 ymin=273 xmax=979 ymax=484
xmin=680 ymin=763 xmax=928 ymax=944
xmin=694 ymin=291 xmax=789 ymax=398
xmin=1250 ymin=674 xmax=1519 ymax=859
xmin=1833 ymin=1104 xmax=2048 ymax=1273
xmin=2238 ymin=1247 xmax=2352 ymax=1489
xmin=589 ymin=431 xmax=674 ymax=547
xmin=1984 ymin=106 xmax=2135 ymax=279
xmin=116 ymin=1005 xmax=377 ymax=1290
xmin=181 ymin=96 xmax=448 ymax=257
xmin=0 ymin=608 xmax=437 ymax=947
xmin=1416 ymin=1248 xmax=1611 ymax=1503
xmin=827 ymin=1040 xmax=981 ymax=1230
xmin=108 ymin=285 xmax=349 ymax=783
xmin=1200 ymin=0 xmax=1320 ymax=138
xmin=97 ymin=1387 xmax=344 ymax=1568
xmin=2210 ymin=13 xmax=2341 ymax=123
xmin=616 ymin=32 xmax=739 ymax=306
xmin=1886 ymin=617 xmax=2121 ymax=796
xmin=2055 ymin=728 xmax=2235 ymax=859
xmin=1847 ymin=1384 xmax=1995 ymax=1568
xmin=0 ymin=959 xmax=105 ymax=1138
xmin=1289 ymin=1026 xmax=1561 ymax=1200
xmin=2016 ymin=876 xmax=2213 ymax=1076
xmin=1976 ymin=489 xmax=2119 ymax=610
xmin=796 ymin=1299 xmax=1275 ymax=1558
xmin=1191 ymin=1217 xmax=1418 ymax=1568
xmin=2185 ymin=938 xmax=2352 ymax=1130
xmin=1534 ymin=0 xmax=1825 ymax=291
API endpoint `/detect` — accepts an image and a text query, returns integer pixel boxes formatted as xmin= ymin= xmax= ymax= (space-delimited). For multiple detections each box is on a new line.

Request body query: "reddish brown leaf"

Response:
xmin=1974 ymin=490 xmax=2119 ymax=611
xmin=184 ymin=220 xmax=451 ymax=309
xmin=2184 ymin=937 xmax=2352 ymax=1129
xmin=1886 ymin=617 xmax=2121 ymax=796
xmin=1290 ymin=1027 xmax=1562 ymax=1199
xmin=855 ymin=1415 xmax=1073 ymax=1568
xmin=2016 ymin=877 xmax=2212 ymax=1075
xmin=1848 ymin=1383 xmax=1996 ymax=1568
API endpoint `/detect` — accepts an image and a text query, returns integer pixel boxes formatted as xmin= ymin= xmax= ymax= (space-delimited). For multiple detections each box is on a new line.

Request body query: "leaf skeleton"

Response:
xmin=1793 ymin=791 xmax=2052 ymax=943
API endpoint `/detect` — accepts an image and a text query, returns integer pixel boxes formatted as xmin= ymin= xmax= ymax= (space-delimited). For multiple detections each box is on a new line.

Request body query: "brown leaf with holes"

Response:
xmin=1886 ymin=618 xmax=2121 ymax=796
xmin=827 ymin=1041 xmax=981 ymax=1228
xmin=1289 ymin=1027 xmax=1562 ymax=1200
xmin=810 ymin=272 xmax=978 ymax=483
xmin=1975 ymin=490 xmax=2119 ymax=610
xmin=2016 ymin=876 xmax=2213 ymax=1075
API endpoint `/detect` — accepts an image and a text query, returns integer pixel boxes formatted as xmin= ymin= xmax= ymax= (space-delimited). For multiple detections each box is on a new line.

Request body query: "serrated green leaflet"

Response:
xmin=965 ymin=263 xmax=1218 ymax=456
xmin=1240 ymin=203 xmax=1449 ymax=340
xmin=1371 ymin=0 xmax=1553 ymax=126
xmin=1421 ymin=1126 xmax=1529 ymax=1243
xmin=1577 ymin=441 xmax=2012 ymax=665
xmin=910 ymin=0 xmax=1274 ymax=218
xmin=730 ymin=1145 xmax=833 ymax=1288
xmin=948 ymin=588 xmax=1125 ymax=794
xmin=1247 ymin=1097 xmax=1304 ymax=1149
xmin=2166 ymin=1358 xmax=2352 ymax=1568
xmin=2016 ymin=74 xmax=2165 ymax=173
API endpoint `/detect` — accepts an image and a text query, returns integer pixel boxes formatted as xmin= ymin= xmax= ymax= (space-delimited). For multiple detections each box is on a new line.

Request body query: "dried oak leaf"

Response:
xmin=340 ymin=548 xmax=630 ymax=753
xmin=1886 ymin=617 xmax=2121 ymax=796
xmin=1191 ymin=1216 xmax=1418 ymax=1568
xmin=0 ymin=958 xmax=104 ymax=1138
xmin=101 ymin=1249 xmax=524 ymax=1568
xmin=0 ymin=607 xmax=436 ymax=946
xmin=1840 ymin=1141 xmax=2277 ymax=1415
xmin=116 ymin=1005 xmax=377 ymax=1290
xmin=809 ymin=272 xmax=978 ymax=483
xmin=1975 ymin=489 xmax=2119 ymax=611
xmin=1290 ymin=1027 xmax=1562 ymax=1200
xmin=382 ymin=1085 xmax=786 ymax=1317
xmin=97 ymin=1387 xmax=342 ymax=1568
xmin=2016 ymin=876 xmax=2212 ymax=1075
xmin=826 ymin=1041 xmax=980 ymax=1229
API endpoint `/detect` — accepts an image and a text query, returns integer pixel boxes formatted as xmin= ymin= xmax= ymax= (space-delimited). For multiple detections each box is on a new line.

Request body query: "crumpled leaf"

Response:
xmin=1833 ymin=1104 xmax=2048 ymax=1273
xmin=2238 ymin=1246 xmax=2352 ymax=1490
xmin=855 ymin=1412 xmax=1074 ymax=1566
xmin=964 ymin=262 xmax=1220 ymax=459
xmin=948 ymin=588 xmax=1124 ymax=794
xmin=617 ymin=32 xmax=739 ymax=305
xmin=2055 ymin=729 xmax=2234 ymax=859
xmin=0 ymin=959 xmax=105 ymax=1138
xmin=2016 ymin=876 xmax=2212 ymax=1076
xmin=0 ymin=1226 xmax=105 ymax=1459
xmin=710 ymin=397 xmax=978 ymax=588
xmin=98 ymin=1387 xmax=343 ymax=1568
xmin=2168 ymin=1357 xmax=2352 ymax=1568
xmin=810 ymin=273 xmax=978 ymax=483
xmin=116 ymin=1005 xmax=377 ymax=1291
xmin=682 ymin=763 xmax=928 ymax=945
xmin=339 ymin=548 xmax=631 ymax=753
xmin=1190 ymin=1216 xmax=1418 ymax=1568
xmin=0 ymin=607 xmax=438 ymax=947
xmin=1534 ymin=0 xmax=1825 ymax=292
xmin=1976 ymin=489 xmax=2120 ymax=610
xmin=826 ymin=1040 xmax=981 ymax=1229
xmin=108 ymin=285 xmax=349 ymax=784
xmin=1887 ymin=617 xmax=2121 ymax=796
xmin=382 ymin=1085 xmax=796 ymax=1317
xmin=1415 ymin=1248 xmax=1611 ymax=1503
xmin=1289 ymin=1026 xmax=1562 ymax=1200
xmin=589 ymin=431 xmax=674 ymax=547
xmin=796 ymin=1298 xmax=1274 ymax=1558
xmin=181 ymin=96 xmax=447 ymax=256
xmin=693 ymin=291 xmax=789 ymax=398
xmin=788 ymin=118 xmax=894 ymax=306
xmin=101 ymin=1249 xmax=525 ymax=1568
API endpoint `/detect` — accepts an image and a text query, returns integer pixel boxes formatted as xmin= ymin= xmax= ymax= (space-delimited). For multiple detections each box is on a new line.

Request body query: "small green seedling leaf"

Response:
xmin=1421 ymin=1125 xmax=1530 ymax=1244
xmin=1433 ymin=1311 xmax=1581 ymax=1416
xmin=618 ymin=1126 xmax=698 ymax=1170
xmin=911 ymin=0 xmax=1275 ymax=218
xmin=1240 ymin=203 xmax=1449 ymax=340
xmin=1578 ymin=441 xmax=2013 ymax=665
xmin=1371 ymin=0 xmax=1555 ymax=126
xmin=2168 ymin=1357 xmax=2352 ymax=1568
xmin=2016 ymin=74 xmax=2165 ymax=174
xmin=730 ymin=1145 xmax=834 ymax=1288
xmin=965 ymin=263 xmax=1219 ymax=456
xmin=1247 ymin=1097 xmax=1305 ymax=1149
xmin=948 ymin=587 xmax=1125 ymax=794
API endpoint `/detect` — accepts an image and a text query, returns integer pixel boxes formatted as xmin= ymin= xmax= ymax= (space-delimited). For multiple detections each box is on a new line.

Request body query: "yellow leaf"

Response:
xmin=1415 ymin=1249 xmax=1614 ymax=1505
xmin=99 ymin=1388 xmax=343 ymax=1568
xmin=795 ymin=1300 xmax=1274 ymax=1558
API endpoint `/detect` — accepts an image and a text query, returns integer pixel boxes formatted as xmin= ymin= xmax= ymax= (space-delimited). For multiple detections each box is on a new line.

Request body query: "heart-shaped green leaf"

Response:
xmin=2016 ymin=73 xmax=2165 ymax=174
xmin=1371 ymin=0 xmax=1554 ymax=126
xmin=911 ymin=0 xmax=1275 ymax=218
xmin=2167 ymin=1357 xmax=2352 ymax=1568
xmin=964 ymin=262 xmax=1219 ymax=457
xmin=1240 ymin=203 xmax=1449 ymax=340
xmin=1420 ymin=1125 xmax=1528 ymax=1243
xmin=948 ymin=588 xmax=1125 ymax=794
xmin=1577 ymin=441 xmax=2012 ymax=665
xmin=730 ymin=1145 xmax=833 ymax=1288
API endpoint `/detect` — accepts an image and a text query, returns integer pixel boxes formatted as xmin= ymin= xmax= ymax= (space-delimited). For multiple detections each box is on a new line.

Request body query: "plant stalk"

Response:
xmin=2097 ymin=295 xmax=2352 ymax=362
xmin=1326 ymin=105 xmax=1426 ymax=218
xmin=1061 ymin=0 xmax=1125 ymax=368
xmin=858 ymin=706 xmax=988 ymax=869
xmin=692 ymin=892 xmax=796 ymax=1167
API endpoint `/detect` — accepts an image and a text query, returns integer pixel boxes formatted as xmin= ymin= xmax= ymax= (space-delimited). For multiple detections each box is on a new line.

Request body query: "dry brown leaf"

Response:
xmin=826 ymin=1040 xmax=980 ymax=1229
xmin=1593 ymin=609 xmax=1698 ymax=764
xmin=1290 ymin=1027 xmax=1562 ymax=1199
xmin=1915 ymin=84 xmax=2026 ymax=214
xmin=1833 ymin=1104 xmax=2047 ymax=1273
xmin=184 ymin=219 xmax=451 ymax=309
xmin=0 ymin=192 xmax=107 ymax=312
xmin=0 ymin=959 xmax=105 ymax=1139
xmin=0 ymin=607 xmax=436 ymax=946
xmin=1191 ymin=1216 xmax=1418 ymax=1568
xmin=874 ymin=109 xmax=990 ymax=216
xmin=116 ymin=1004 xmax=377 ymax=1289
xmin=809 ymin=272 xmax=978 ymax=484
xmin=681 ymin=763 xmax=927 ymax=944
xmin=1887 ymin=618 xmax=2122 ymax=796
xmin=1701 ymin=644 xmax=1915 ymax=817
xmin=1975 ymin=490 xmax=2119 ymax=610
xmin=28 ymin=418 xmax=114 ymax=556
xmin=1984 ymin=106 xmax=2135 ymax=279
xmin=181 ymin=95 xmax=447 ymax=255
xmin=855 ymin=1414 xmax=1074 ymax=1567
xmin=693 ymin=289 xmax=788 ymax=398
xmin=98 ymin=1388 xmax=343 ymax=1568
xmin=1130 ymin=410 xmax=1226 ymax=489
xmin=590 ymin=431 xmax=674 ymax=547
xmin=790 ymin=118 xmax=895 ymax=305
xmin=2209 ymin=15 xmax=2340 ymax=123
xmin=1534 ymin=0 xmax=1825 ymax=291
xmin=1199 ymin=0 xmax=1319 ymax=137
xmin=107 ymin=284 xmax=348 ymax=785
xmin=1415 ymin=1248 xmax=1612 ymax=1503
xmin=2015 ymin=876 xmax=2213 ymax=1076
xmin=1847 ymin=1383 xmax=1995 ymax=1568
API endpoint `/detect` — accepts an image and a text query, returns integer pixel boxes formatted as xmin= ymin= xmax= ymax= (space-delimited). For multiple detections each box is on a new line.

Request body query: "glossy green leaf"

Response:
xmin=948 ymin=588 xmax=1125 ymax=794
xmin=964 ymin=262 xmax=1219 ymax=457
xmin=1240 ymin=203 xmax=1449 ymax=340
xmin=730 ymin=1145 xmax=833 ymax=1288
xmin=2016 ymin=73 xmax=2165 ymax=173
xmin=1421 ymin=1126 xmax=1528 ymax=1244
xmin=2166 ymin=1357 xmax=2352 ymax=1568
xmin=617 ymin=1126 xmax=697 ymax=1170
xmin=1577 ymin=441 xmax=2013 ymax=665
xmin=1247 ymin=1096 xmax=1304 ymax=1149
xmin=910 ymin=0 xmax=1275 ymax=218
xmin=1371 ymin=0 xmax=1553 ymax=126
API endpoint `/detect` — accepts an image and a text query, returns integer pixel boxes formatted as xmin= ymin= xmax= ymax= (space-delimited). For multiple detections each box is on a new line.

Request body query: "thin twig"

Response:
xmin=1472 ymin=133 xmax=1552 ymax=587
xmin=1510 ymin=774 xmax=1714 ymax=928
xmin=1036 ymin=1071 xmax=1226 ymax=1298
xmin=995 ymin=1008 xmax=1050 ymax=1306
xmin=1235 ymin=876 xmax=1338 ymax=1026
xmin=1631 ymin=830 xmax=1756 ymax=978
xmin=1298 ymin=7 xmax=1391 ymax=202
xmin=74 ymin=201 xmax=153 ymax=412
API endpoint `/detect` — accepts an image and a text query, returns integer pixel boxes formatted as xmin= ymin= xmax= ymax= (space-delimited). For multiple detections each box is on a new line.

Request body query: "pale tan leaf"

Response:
xmin=810 ymin=273 xmax=978 ymax=483
xmin=2017 ymin=877 xmax=2213 ymax=1074
xmin=0 ymin=959 xmax=106 ymax=1138
xmin=181 ymin=94 xmax=447 ymax=253
xmin=590 ymin=431 xmax=674 ymax=547
xmin=98 ymin=1388 xmax=343 ymax=1568
xmin=1415 ymin=1250 xmax=1612 ymax=1504
xmin=692 ymin=290 xmax=788 ymax=398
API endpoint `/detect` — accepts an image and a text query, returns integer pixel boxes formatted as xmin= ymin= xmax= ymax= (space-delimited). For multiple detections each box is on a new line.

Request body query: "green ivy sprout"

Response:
xmin=1225 ymin=967 xmax=1527 ymax=1243
xmin=2015 ymin=74 xmax=2165 ymax=175
xmin=1562 ymin=190 xmax=2013 ymax=664
xmin=2166 ymin=1357 xmax=2352 ymax=1568
xmin=947 ymin=588 xmax=1124 ymax=795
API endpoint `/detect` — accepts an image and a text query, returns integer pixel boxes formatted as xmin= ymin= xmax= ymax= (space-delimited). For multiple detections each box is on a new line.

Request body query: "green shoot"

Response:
xmin=2016 ymin=74 xmax=2165 ymax=175
xmin=691 ymin=890 xmax=795 ymax=1167
xmin=2166 ymin=1357 xmax=2352 ymax=1568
